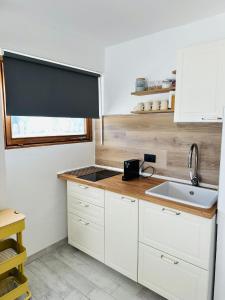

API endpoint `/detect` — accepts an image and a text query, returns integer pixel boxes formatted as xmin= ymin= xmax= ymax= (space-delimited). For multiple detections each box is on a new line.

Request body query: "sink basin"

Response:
xmin=145 ymin=181 xmax=218 ymax=209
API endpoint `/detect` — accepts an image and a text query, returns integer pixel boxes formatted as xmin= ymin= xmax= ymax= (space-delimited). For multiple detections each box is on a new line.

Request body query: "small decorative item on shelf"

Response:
xmin=148 ymin=80 xmax=163 ymax=89
xmin=162 ymin=80 xmax=172 ymax=89
xmin=133 ymin=102 xmax=144 ymax=112
xmin=160 ymin=99 xmax=168 ymax=110
xmin=152 ymin=100 xmax=160 ymax=111
xmin=131 ymin=96 xmax=174 ymax=114
xmin=132 ymin=71 xmax=176 ymax=96
xmin=135 ymin=78 xmax=147 ymax=92
xmin=144 ymin=102 xmax=152 ymax=111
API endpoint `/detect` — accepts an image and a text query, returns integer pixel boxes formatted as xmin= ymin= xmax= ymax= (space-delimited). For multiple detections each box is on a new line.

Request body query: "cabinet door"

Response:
xmin=138 ymin=243 xmax=211 ymax=300
xmin=175 ymin=40 xmax=225 ymax=122
xmin=139 ymin=200 xmax=215 ymax=270
xmin=105 ymin=191 xmax=138 ymax=281
xmin=68 ymin=213 xmax=104 ymax=262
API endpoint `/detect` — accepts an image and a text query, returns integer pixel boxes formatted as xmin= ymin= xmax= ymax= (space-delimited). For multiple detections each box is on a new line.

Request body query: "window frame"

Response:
xmin=0 ymin=61 xmax=93 ymax=149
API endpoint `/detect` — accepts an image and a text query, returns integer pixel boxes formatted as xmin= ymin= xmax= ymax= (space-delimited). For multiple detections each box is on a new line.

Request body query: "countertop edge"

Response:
xmin=58 ymin=173 xmax=217 ymax=219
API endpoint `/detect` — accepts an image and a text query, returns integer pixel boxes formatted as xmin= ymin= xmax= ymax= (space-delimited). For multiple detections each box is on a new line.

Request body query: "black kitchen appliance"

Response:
xmin=122 ymin=159 xmax=140 ymax=181
xmin=78 ymin=169 xmax=121 ymax=182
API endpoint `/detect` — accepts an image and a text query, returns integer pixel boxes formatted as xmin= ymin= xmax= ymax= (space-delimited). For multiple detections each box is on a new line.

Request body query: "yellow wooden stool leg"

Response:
xmin=17 ymin=232 xmax=24 ymax=274
xmin=24 ymin=290 xmax=32 ymax=300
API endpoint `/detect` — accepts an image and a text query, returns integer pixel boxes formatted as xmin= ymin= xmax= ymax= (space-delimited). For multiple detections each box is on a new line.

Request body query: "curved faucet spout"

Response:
xmin=188 ymin=143 xmax=200 ymax=186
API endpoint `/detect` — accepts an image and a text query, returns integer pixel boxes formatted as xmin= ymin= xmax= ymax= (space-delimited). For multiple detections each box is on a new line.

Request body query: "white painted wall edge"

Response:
xmin=58 ymin=164 xmax=218 ymax=190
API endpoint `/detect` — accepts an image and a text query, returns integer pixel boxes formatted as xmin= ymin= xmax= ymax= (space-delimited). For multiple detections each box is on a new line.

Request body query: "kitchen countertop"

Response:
xmin=58 ymin=172 xmax=217 ymax=219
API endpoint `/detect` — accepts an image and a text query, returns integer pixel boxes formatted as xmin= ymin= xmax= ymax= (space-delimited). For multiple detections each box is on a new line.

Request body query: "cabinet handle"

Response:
xmin=79 ymin=185 xmax=88 ymax=190
xmin=201 ymin=116 xmax=222 ymax=121
xmin=162 ymin=208 xmax=181 ymax=215
xmin=79 ymin=219 xmax=89 ymax=225
xmin=79 ymin=201 xmax=89 ymax=208
xmin=121 ymin=196 xmax=136 ymax=203
xmin=161 ymin=254 xmax=179 ymax=265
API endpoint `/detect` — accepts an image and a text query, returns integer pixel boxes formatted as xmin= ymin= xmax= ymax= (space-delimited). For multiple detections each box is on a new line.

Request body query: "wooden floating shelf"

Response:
xmin=131 ymin=109 xmax=174 ymax=114
xmin=131 ymin=87 xmax=175 ymax=96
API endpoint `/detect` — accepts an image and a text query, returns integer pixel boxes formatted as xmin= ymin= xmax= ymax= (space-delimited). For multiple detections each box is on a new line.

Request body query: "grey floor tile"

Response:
xmin=27 ymin=259 xmax=72 ymax=299
xmin=36 ymin=290 xmax=63 ymax=300
xmin=64 ymin=289 xmax=89 ymax=300
xmin=55 ymin=246 xmax=119 ymax=294
xmin=87 ymin=288 xmax=116 ymax=300
xmin=39 ymin=252 xmax=95 ymax=296
xmin=26 ymin=265 xmax=52 ymax=299
xmin=111 ymin=275 xmax=165 ymax=300
xmin=26 ymin=244 xmax=165 ymax=300
xmin=138 ymin=287 xmax=166 ymax=300
xmin=111 ymin=276 xmax=142 ymax=300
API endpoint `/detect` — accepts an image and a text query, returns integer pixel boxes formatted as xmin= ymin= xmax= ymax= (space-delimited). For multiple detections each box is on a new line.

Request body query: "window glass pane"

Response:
xmin=11 ymin=116 xmax=85 ymax=138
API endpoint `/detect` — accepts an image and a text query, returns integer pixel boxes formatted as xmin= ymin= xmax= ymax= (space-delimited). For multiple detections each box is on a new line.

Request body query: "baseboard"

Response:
xmin=26 ymin=237 xmax=68 ymax=265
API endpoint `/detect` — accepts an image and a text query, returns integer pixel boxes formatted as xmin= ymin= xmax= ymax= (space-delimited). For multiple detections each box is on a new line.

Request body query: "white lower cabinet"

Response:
xmin=68 ymin=213 xmax=104 ymax=262
xmin=139 ymin=200 xmax=215 ymax=270
xmin=105 ymin=191 xmax=138 ymax=281
xmin=67 ymin=181 xmax=105 ymax=263
xmin=67 ymin=181 xmax=215 ymax=300
xmin=138 ymin=243 xmax=211 ymax=300
xmin=138 ymin=200 xmax=215 ymax=300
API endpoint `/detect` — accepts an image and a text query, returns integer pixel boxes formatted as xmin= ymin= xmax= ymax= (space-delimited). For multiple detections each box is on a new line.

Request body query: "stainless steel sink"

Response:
xmin=145 ymin=181 xmax=218 ymax=209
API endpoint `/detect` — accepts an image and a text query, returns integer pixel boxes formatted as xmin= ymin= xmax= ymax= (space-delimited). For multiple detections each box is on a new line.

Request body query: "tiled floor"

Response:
xmin=26 ymin=244 xmax=165 ymax=300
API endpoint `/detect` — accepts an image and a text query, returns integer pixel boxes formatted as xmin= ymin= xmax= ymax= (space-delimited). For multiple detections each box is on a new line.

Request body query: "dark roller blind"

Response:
xmin=3 ymin=51 xmax=100 ymax=118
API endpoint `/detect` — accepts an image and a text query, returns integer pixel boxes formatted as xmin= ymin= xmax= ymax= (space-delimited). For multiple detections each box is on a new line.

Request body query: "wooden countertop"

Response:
xmin=0 ymin=208 xmax=25 ymax=229
xmin=58 ymin=173 xmax=217 ymax=219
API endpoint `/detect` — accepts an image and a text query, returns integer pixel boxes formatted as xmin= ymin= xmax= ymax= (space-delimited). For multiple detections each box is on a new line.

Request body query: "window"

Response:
xmin=11 ymin=116 xmax=86 ymax=138
xmin=1 ymin=63 xmax=92 ymax=148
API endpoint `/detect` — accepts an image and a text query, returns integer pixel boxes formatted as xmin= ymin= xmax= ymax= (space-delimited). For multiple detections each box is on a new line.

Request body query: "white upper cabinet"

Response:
xmin=175 ymin=39 xmax=225 ymax=122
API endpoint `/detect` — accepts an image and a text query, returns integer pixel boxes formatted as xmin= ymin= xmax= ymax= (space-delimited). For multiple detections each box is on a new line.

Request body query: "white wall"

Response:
xmin=104 ymin=13 xmax=225 ymax=115
xmin=0 ymin=95 xmax=6 ymax=208
xmin=0 ymin=16 xmax=104 ymax=73
xmin=0 ymin=19 xmax=104 ymax=255
xmin=5 ymin=143 xmax=95 ymax=255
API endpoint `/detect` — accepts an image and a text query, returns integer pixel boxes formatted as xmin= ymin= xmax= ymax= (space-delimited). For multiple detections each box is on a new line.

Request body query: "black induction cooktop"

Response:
xmin=78 ymin=169 xmax=121 ymax=182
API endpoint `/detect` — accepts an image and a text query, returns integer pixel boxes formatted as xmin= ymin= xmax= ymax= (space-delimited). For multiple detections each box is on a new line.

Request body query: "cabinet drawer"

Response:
xmin=138 ymin=243 xmax=211 ymax=300
xmin=139 ymin=200 xmax=215 ymax=270
xmin=68 ymin=213 xmax=104 ymax=262
xmin=67 ymin=181 xmax=104 ymax=207
xmin=68 ymin=196 xmax=104 ymax=226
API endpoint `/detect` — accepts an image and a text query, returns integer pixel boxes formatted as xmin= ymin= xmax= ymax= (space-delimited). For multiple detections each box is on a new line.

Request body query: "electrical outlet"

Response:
xmin=144 ymin=154 xmax=156 ymax=163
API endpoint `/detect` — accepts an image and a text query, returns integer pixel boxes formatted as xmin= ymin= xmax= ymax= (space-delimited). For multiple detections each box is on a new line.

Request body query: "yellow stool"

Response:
xmin=0 ymin=209 xmax=31 ymax=300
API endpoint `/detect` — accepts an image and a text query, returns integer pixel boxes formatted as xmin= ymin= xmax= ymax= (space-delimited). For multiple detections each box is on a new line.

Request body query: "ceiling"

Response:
xmin=1 ymin=0 xmax=225 ymax=47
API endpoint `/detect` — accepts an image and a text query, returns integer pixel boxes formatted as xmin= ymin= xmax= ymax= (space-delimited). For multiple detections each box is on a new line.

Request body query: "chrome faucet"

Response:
xmin=188 ymin=143 xmax=200 ymax=186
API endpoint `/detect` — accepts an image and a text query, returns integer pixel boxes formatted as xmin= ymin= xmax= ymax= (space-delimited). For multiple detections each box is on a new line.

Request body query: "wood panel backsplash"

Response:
xmin=95 ymin=114 xmax=222 ymax=185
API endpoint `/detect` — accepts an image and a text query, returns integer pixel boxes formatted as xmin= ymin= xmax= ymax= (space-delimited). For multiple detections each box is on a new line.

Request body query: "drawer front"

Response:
xmin=68 ymin=196 xmax=104 ymax=226
xmin=139 ymin=200 xmax=215 ymax=270
xmin=68 ymin=213 xmax=104 ymax=262
xmin=138 ymin=243 xmax=210 ymax=300
xmin=67 ymin=181 xmax=104 ymax=207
